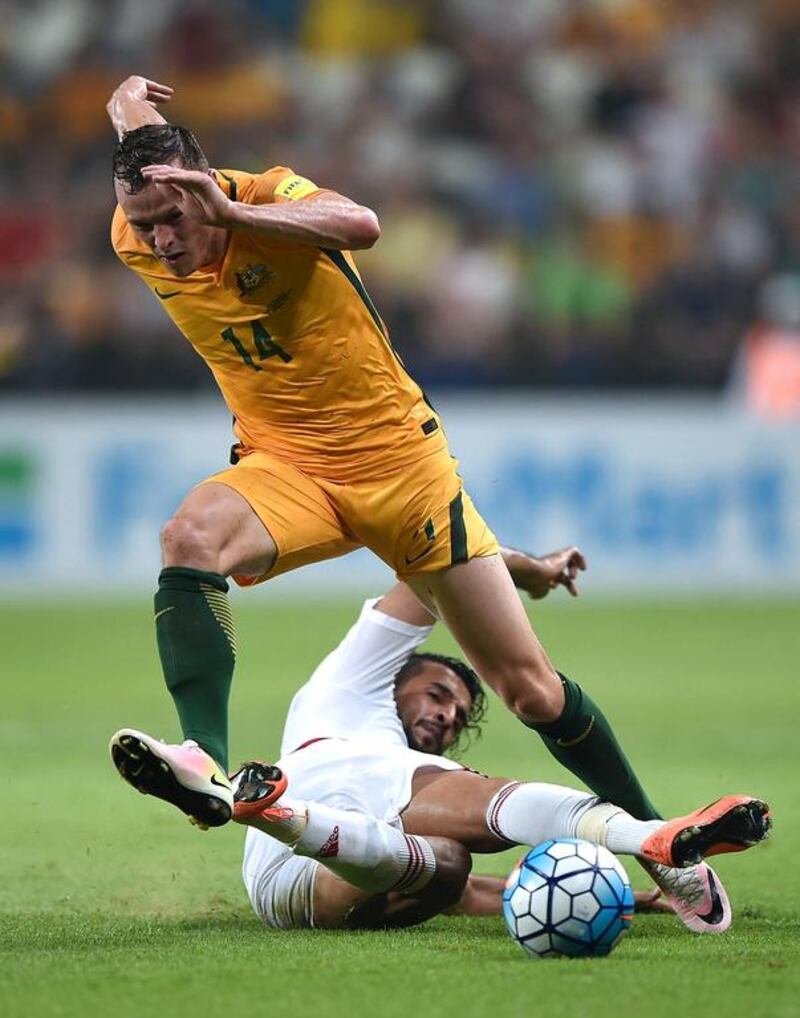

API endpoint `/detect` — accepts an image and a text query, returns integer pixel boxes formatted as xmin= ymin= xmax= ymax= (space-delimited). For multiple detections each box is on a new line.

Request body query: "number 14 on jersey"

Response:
xmin=221 ymin=320 xmax=292 ymax=371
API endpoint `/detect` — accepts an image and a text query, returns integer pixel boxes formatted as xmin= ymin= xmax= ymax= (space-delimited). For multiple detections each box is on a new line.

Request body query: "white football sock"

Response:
xmin=246 ymin=797 xmax=436 ymax=894
xmin=573 ymin=801 xmax=664 ymax=854
xmin=599 ymin=812 xmax=665 ymax=855
xmin=296 ymin=803 xmax=436 ymax=894
xmin=486 ymin=781 xmax=667 ymax=857
xmin=241 ymin=794 xmax=309 ymax=845
xmin=486 ymin=781 xmax=600 ymax=845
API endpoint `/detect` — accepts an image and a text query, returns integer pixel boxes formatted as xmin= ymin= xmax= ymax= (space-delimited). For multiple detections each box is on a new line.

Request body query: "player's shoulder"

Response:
xmin=216 ymin=166 xmax=322 ymax=206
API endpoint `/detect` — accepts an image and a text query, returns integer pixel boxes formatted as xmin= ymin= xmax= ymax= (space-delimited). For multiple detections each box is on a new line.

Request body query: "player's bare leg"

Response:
xmin=408 ymin=555 xmax=562 ymax=718
xmin=111 ymin=483 xmax=278 ymax=825
xmin=406 ymin=554 xmax=660 ymax=822
xmin=160 ymin=481 xmax=278 ymax=576
xmin=403 ymin=768 xmax=520 ymax=852
xmin=403 ymin=768 xmax=637 ymax=854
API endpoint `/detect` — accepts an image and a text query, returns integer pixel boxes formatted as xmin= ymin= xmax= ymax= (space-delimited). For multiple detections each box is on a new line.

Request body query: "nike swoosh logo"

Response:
xmin=696 ymin=869 xmax=724 ymax=924
xmin=404 ymin=545 xmax=434 ymax=566
xmin=154 ymin=606 xmax=175 ymax=621
xmin=210 ymin=774 xmax=231 ymax=790
xmin=404 ymin=523 xmax=436 ymax=566
xmin=556 ymin=715 xmax=596 ymax=748
xmin=154 ymin=288 xmax=181 ymax=300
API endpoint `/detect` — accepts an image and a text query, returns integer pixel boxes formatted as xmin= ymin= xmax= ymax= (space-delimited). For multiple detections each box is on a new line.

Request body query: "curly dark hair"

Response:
xmin=394 ymin=652 xmax=488 ymax=758
xmin=113 ymin=124 xmax=209 ymax=194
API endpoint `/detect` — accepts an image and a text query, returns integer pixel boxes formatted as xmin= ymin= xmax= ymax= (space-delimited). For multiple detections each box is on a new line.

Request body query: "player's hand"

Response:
xmin=517 ymin=546 xmax=587 ymax=599
xmin=110 ymin=76 xmax=173 ymax=110
xmin=107 ymin=76 xmax=173 ymax=138
xmin=140 ymin=164 xmax=235 ymax=228
xmin=633 ymin=888 xmax=674 ymax=914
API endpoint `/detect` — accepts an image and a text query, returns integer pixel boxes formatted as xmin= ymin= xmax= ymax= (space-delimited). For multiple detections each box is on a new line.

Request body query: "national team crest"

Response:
xmin=235 ymin=263 xmax=274 ymax=296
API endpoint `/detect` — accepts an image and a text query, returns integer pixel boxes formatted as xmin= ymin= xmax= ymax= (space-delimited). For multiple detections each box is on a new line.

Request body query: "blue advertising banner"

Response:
xmin=1 ymin=397 xmax=797 ymax=594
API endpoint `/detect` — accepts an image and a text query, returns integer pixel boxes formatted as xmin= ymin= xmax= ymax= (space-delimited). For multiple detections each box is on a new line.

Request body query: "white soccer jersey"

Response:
xmin=279 ymin=598 xmax=433 ymax=755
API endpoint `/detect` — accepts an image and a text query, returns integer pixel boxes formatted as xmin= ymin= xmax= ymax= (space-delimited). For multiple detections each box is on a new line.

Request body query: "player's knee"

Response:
xmin=160 ymin=514 xmax=220 ymax=571
xmin=495 ymin=665 xmax=564 ymax=724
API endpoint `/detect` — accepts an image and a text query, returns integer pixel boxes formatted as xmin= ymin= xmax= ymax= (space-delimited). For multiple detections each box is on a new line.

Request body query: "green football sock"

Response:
xmin=525 ymin=674 xmax=661 ymax=821
xmin=154 ymin=566 xmax=236 ymax=771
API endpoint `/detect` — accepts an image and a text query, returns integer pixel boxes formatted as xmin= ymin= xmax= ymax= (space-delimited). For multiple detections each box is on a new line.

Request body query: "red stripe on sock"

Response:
xmin=394 ymin=836 xmax=420 ymax=892
xmin=488 ymin=781 xmax=522 ymax=843
xmin=395 ymin=835 xmax=424 ymax=892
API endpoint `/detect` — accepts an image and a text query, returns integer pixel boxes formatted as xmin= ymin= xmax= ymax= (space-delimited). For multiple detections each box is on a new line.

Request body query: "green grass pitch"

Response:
xmin=1 ymin=594 xmax=798 ymax=1017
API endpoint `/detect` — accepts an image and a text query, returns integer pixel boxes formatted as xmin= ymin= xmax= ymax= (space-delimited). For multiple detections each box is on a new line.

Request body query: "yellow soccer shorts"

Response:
xmin=203 ymin=444 xmax=498 ymax=585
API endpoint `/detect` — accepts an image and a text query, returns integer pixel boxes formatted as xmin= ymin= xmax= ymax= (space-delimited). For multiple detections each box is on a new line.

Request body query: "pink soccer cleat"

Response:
xmin=639 ymin=859 xmax=732 ymax=934
xmin=109 ymin=728 xmax=233 ymax=828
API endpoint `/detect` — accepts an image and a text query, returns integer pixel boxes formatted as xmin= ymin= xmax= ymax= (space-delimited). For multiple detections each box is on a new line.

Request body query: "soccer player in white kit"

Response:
xmin=234 ymin=548 xmax=770 ymax=932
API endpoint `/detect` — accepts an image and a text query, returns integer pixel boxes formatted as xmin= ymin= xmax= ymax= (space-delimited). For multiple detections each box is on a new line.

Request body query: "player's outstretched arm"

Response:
xmin=107 ymin=76 xmax=173 ymax=140
xmin=445 ymin=877 xmax=672 ymax=917
xmin=500 ymin=545 xmax=587 ymax=599
xmin=444 ymin=874 xmax=506 ymax=916
xmin=139 ymin=164 xmax=381 ymax=250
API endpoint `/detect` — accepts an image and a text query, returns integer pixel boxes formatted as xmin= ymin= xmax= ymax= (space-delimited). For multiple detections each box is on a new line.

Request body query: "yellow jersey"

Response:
xmin=111 ymin=166 xmax=444 ymax=481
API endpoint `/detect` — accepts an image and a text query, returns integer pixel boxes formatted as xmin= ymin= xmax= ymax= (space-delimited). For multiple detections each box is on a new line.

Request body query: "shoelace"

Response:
xmin=641 ymin=860 xmax=708 ymax=908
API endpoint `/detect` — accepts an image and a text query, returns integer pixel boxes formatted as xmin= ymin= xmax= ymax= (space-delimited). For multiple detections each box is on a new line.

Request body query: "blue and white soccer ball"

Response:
xmin=503 ymin=838 xmax=634 ymax=959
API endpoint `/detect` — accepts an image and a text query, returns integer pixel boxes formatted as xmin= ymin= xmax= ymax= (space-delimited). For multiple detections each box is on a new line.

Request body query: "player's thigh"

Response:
xmin=405 ymin=555 xmax=563 ymax=720
xmin=204 ymin=451 xmax=359 ymax=586
xmin=163 ymin=480 xmax=278 ymax=576
xmin=329 ymin=448 xmax=497 ymax=578
xmin=402 ymin=769 xmax=514 ymax=854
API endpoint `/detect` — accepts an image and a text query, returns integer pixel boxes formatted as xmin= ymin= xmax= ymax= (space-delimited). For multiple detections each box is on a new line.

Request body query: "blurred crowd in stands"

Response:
xmin=1 ymin=0 xmax=799 ymax=397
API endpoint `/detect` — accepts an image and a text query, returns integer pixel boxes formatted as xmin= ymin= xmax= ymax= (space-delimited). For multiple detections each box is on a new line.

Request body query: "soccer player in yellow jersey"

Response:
xmin=107 ymin=76 xmax=663 ymax=845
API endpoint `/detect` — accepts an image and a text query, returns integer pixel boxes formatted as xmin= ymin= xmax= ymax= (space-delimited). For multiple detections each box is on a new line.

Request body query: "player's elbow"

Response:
xmin=347 ymin=207 xmax=381 ymax=250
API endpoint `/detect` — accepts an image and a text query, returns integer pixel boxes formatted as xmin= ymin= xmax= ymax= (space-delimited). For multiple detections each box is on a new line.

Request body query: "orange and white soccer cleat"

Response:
xmin=640 ymin=795 xmax=771 ymax=869
xmin=109 ymin=728 xmax=233 ymax=828
xmin=229 ymin=760 xmax=288 ymax=823
xmin=639 ymin=859 xmax=733 ymax=934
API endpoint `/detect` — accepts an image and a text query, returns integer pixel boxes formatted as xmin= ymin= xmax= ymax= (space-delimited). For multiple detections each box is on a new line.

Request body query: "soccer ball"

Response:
xmin=503 ymin=838 xmax=634 ymax=959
